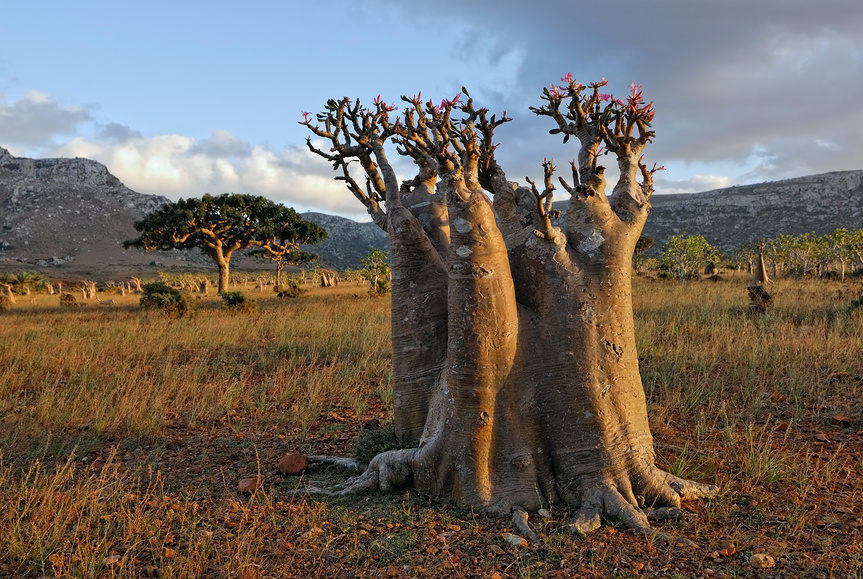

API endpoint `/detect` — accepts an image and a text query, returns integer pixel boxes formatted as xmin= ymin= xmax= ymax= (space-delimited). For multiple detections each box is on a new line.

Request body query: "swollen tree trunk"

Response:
xmin=303 ymin=84 xmax=714 ymax=534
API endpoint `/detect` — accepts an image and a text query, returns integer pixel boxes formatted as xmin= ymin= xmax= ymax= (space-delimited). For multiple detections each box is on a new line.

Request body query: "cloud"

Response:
xmin=50 ymin=132 xmax=373 ymax=220
xmin=99 ymin=122 xmax=143 ymax=143
xmin=655 ymin=174 xmax=734 ymax=195
xmin=186 ymin=129 xmax=253 ymax=159
xmin=0 ymin=90 xmax=92 ymax=146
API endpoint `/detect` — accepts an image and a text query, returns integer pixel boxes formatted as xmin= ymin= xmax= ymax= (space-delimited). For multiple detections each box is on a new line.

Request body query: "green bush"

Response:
xmin=274 ymin=278 xmax=306 ymax=298
xmin=59 ymin=293 xmax=84 ymax=308
xmin=220 ymin=290 xmax=257 ymax=312
xmin=140 ymin=282 xmax=197 ymax=318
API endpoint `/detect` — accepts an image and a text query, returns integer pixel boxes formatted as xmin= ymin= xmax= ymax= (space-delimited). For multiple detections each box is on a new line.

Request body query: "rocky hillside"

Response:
xmin=643 ymin=170 xmax=863 ymax=253
xmin=0 ymin=147 xmax=387 ymax=280
xmin=0 ymin=147 xmax=181 ymax=279
xmin=301 ymin=212 xmax=388 ymax=270
xmin=3 ymin=145 xmax=861 ymax=280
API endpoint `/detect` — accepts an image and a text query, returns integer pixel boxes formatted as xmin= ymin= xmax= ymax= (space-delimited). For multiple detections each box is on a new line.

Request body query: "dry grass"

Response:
xmin=1 ymin=275 xmax=862 ymax=578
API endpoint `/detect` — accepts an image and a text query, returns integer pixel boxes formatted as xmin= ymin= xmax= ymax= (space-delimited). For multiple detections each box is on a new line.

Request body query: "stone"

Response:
xmin=749 ymin=553 xmax=775 ymax=569
xmin=237 ymin=476 xmax=263 ymax=493
xmin=502 ymin=532 xmax=528 ymax=547
xmin=277 ymin=452 xmax=308 ymax=475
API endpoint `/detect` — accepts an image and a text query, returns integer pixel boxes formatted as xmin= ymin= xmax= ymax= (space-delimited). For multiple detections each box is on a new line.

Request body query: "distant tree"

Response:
xmin=632 ymin=235 xmax=655 ymax=273
xmin=14 ymin=271 xmax=46 ymax=295
xmin=125 ymin=194 xmax=321 ymax=293
xmin=0 ymin=274 xmax=16 ymax=304
xmin=249 ymin=217 xmax=327 ymax=286
xmin=360 ymin=248 xmax=390 ymax=297
xmin=661 ymin=234 xmax=720 ymax=283
xmin=825 ymin=228 xmax=863 ymax=281
xmin=634 ymin=235 xmax=654 ymax=257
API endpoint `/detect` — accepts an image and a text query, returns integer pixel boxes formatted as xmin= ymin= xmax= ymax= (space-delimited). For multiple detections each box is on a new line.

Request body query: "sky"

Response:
xmin=2 ymin=0 xmax=862 ymax=221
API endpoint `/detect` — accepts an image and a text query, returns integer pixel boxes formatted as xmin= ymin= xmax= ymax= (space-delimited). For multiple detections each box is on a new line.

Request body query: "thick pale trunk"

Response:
xmin=351 ymin=175 xmax=713 ymax=527
xmin=217 ymin=259 xmax=230 ymax=294
xmin=303 ymin=92 xmax=714 ymax=533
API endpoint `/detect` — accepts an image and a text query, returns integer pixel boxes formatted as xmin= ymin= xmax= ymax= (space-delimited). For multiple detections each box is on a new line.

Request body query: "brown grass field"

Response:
xmin=1 ymin=274 xmax=862 ymax=578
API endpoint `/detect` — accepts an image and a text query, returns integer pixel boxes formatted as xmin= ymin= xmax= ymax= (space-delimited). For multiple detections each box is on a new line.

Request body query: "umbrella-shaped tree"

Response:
xmin=125 ymin=194 xmax=325 ymax=293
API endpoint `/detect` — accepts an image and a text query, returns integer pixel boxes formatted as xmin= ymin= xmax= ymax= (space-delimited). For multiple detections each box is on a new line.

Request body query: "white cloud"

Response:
xmin=0 ymin=90 xmax=92 ymax=146
xmin=49 ymin=131 xmax=372 ymax=220
xmin=655 ymin=175 xmax=734 ymax=195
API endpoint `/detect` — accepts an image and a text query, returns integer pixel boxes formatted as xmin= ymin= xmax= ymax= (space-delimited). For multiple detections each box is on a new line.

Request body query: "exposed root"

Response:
xmin=567 ymin=470 xmax=716 ymax=546
xmin=297 ymin=449 xmax=419 ymax=498
xmin=512 ymin=507 xmax=541 ymax=546
xmin=664 ymin=473 xmax=717 ymax=501
xmin=306 ymin=455 xmax=362 ymax=471
xmin=569 ymin=486 xmax=651 ymax=535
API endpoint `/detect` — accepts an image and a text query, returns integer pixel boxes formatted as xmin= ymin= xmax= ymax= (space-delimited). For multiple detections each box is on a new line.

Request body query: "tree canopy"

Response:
xmin=125 ymin=193 xmax=326 ymax=293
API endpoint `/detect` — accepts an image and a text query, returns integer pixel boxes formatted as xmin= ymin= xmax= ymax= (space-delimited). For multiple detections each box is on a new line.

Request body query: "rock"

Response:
xmin=102 ymin=554 xmax=122 ymax=566
xmin=300 ymin=526 xmax=324 ymax=541
xmin=237 ymin=475 xmax=263 ymax=493
xmin=502 ymin=532 xmax=528 ymax=547
xmin=277 ymin=452 xmax=308 ymax=475
xmin=749 ymin=553 xmax=775 ymax=569
xmin=488 ymin=544 xmax=505 ymax=555
xmin=718 ymin=541 xmax=736 ymax=557
xmin=832 ymin=415 xmax=852 ymax=427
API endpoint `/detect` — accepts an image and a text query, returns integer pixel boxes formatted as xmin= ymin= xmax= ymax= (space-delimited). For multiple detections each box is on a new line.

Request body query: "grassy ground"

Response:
xmin=0 ymin=275 xmax=861 ymax=578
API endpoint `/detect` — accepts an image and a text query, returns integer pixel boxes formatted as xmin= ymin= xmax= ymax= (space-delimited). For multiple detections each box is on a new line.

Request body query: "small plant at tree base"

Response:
xmin=140 ymin=282 xmax=197 ymax=318
xmin=220 ymin=290 xmax=258 ymax=312
xmin=352 ymin=423 xmax=403 ymax=467
xmin=275 ymin=278 xmax=306 ymax=298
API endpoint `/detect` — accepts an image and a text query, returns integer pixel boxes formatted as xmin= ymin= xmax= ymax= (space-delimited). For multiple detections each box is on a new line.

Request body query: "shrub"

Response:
xmin=140 ymin=282 xmax=197 ymax=318
xmin=352 ymin=423 xmax=403 ymax=467
xmin=220 ymin=290 xmax=257 ymax=312
xmin=275 ymin=278 xmax=306 ymax=298
xmin=59 ymin=293 xmax=85 ymax=308
xmin=0 ymin=294 xmax=12 ymax=310
xmin=375 ymin=278 xmax=391 ymax=296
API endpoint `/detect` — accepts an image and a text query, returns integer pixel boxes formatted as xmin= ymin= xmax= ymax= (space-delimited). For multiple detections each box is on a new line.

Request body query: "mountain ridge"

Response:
xmin=2 ymin=145 xmax=862 ymax=280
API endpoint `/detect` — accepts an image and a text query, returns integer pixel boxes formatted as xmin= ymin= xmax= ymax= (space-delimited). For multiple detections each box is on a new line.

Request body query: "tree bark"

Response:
xmin=303 ymin=88 xmax=714 ymax=533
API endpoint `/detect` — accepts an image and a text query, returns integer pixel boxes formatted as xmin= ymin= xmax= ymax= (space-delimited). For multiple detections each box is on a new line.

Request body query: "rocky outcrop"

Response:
xmin=2 ymin=144 xmax=860 ymax=277
xmin=1 ymin=146 xmax=124 ymax=188
xmin=301 ymin=212 xmax=389 ymax=270
xmin=0 ymin=147 xmax=170 ymax=269
xmin=643 ymin=171 xmax=863 ymax=253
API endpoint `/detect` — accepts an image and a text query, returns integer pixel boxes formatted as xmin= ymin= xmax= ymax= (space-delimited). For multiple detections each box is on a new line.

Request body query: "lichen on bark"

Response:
xmin=300 ymin=80 xmax=715 ymax=535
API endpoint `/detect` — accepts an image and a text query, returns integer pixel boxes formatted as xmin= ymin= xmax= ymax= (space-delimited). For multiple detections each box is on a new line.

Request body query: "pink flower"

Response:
xmin=301 ymin=111 xmax=311 ymax=121
xmin=561 ymin=72 xmax=574 ymax=84
xmin=599 ymin=93 xmax=611 ymax=102
xmin=629 ymin=83 xmax=642 ymax=95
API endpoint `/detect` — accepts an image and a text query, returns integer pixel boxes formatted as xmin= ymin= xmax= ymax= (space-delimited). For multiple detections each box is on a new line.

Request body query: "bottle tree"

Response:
xmin=301 ymin=77 xmax=715 ymax=536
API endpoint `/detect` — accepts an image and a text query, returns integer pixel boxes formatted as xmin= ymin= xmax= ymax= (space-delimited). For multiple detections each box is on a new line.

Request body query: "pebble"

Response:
xmin=502 ymin=532 xmax=528 ymax=547
xmin=749 ymin=553 xmax=775 ymax=569
xmin=237 ymin=476 xmax=263 ymax=493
